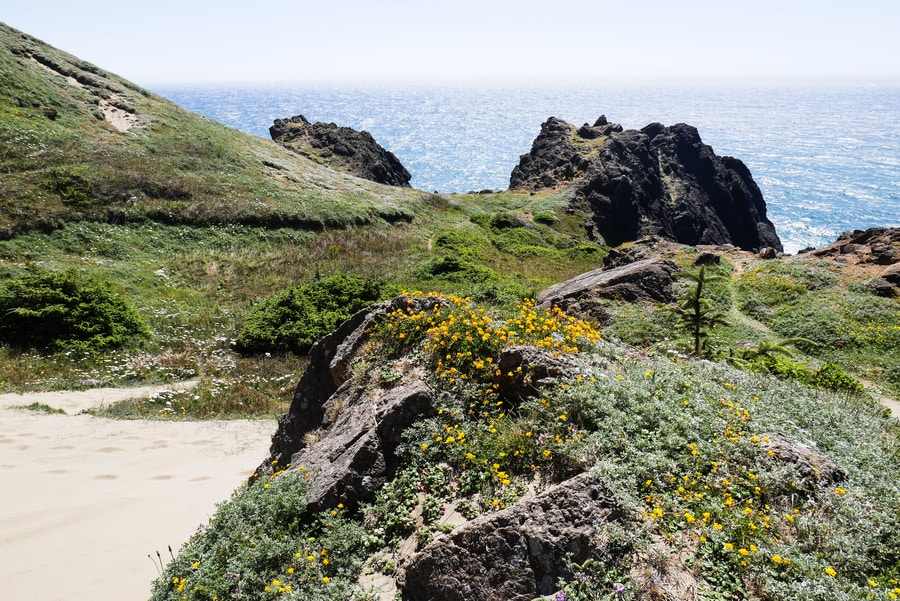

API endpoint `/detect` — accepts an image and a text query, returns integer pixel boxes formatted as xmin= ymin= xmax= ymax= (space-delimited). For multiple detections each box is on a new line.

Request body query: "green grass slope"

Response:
xmin=0 ymin=22 xmax=603 ymax=408
xmin=0 ymin=21 xmax=420 ymax=237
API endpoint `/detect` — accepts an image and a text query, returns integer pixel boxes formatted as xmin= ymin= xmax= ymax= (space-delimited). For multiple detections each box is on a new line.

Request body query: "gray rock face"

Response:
xmin=398 ymin=473 xmax=626 ymax=601
xmin=510 ymin=117 xmax=782 ymax=252
xmin=761 ymin=432 xmax=847 ymax=487
xmin=270 ymin=115 xmax=412 ymax=187
xmin=536 ymin=258 xmax=680 ymax=308
xmin=290 ymin=379 xmax=437 ymax=511
xmin=259 ymin=295 xmax=448 ymax=479
xmin=494 ymin=345 xmax=578 ymax=399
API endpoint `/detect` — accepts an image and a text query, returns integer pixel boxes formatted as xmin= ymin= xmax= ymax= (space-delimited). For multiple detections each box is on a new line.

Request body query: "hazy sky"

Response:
xmin=4 ymin=0 xmax=899 ymax=85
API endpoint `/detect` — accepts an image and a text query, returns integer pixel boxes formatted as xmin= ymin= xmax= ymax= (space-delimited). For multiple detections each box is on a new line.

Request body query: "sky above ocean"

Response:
xmin=4 ymin=1 xmax=900 ymax=85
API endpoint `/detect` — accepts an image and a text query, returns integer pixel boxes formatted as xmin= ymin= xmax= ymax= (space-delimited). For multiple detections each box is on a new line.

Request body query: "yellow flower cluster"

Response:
xmin=373 ymin=294 xmax=600 ymax=386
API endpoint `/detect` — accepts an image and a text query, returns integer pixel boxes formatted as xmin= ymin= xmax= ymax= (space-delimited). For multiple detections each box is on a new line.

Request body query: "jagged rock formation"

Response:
xmin=258 ymin=295 xmax=446 ymax=480
xmin=398 ymin=473 xmax=627 ymax=601
xmin=510 ymin=116 xmax=782 ymax=252
xmin=270 ymin=115 xmax=412 ymax=187
xmin=809 ymin=227 xmax=900 ymax=296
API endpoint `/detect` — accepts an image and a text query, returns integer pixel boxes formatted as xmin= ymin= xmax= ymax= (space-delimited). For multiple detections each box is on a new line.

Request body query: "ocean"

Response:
xmin=151 ymin=81 xmax=900 ymax=254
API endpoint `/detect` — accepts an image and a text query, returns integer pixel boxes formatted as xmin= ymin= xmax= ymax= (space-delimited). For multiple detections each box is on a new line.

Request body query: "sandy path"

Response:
xmin=0 ymin=385 xmax=275 ymax=601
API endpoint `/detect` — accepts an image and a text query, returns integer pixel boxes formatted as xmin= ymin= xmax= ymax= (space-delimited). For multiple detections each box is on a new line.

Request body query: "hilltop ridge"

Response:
xmin=0 ymin=22 xmax=418 ymax=238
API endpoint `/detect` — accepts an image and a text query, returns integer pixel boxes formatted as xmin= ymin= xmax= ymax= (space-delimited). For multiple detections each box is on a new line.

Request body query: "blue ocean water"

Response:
xmin=152 ymin=82 xmax=900 ymax=254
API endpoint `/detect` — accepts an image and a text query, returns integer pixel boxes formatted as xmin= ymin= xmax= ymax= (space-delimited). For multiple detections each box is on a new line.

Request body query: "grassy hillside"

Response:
xmin=0 ymin=21 xmax=420 ymax=237
xmin=2 ymin=21 xmax=899 ymax=601
xmin=0 ymin=22 xmax=604 ymax=410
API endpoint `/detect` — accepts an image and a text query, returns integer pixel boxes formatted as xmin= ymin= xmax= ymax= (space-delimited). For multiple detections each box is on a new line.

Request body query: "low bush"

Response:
xmin=0 ymin=268 xmax=149 ymax=353
xmin=234 ymin=273 xmax=395 ymax=356
xmin=415 ymin=255 xmax=499 ymax=283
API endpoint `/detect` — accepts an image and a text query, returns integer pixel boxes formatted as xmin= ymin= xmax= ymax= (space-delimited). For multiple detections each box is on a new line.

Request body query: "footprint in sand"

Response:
xmin=150 ymin=475 xmax=175 ymax=481
xmin=93 ymin=474 xmax=118 ymax=480
xmin=51 ymin=445 xmax=75 ymax=450
xmin=190 ymin=476 xmax=212 ymax=482
xmin=44 ymin=469 xmax=68 ymax=475
xmin=96 ymin=446 xmax=125 ymax=453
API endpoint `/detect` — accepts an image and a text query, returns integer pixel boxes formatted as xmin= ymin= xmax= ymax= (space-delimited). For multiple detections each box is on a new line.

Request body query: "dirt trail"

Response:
xmin=0 ymin=383 xmax=274 ymax=601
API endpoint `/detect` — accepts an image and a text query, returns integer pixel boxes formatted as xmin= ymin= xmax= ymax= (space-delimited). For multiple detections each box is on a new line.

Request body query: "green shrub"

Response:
xmin=0 ymin=268 xmax=149 ymax=352
xmin=234 ymin=273 xmax=395 ymax=355
xmin=532 ymin=211 xmax=557 ymax=225
xmin=432 ymin=229 xmax=490 ymax=260
xmin=809 ymin=362 xmax=864 ymax=394
xmin=415 ymin=255 xmax=499 ymax=283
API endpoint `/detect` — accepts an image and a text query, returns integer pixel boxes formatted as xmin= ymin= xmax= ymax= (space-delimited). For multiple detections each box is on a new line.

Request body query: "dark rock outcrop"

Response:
xmin=811 ymin=227 xmax=900 ymax=265
xmin=510 ymin=116 xmax=782 ymax=252
xmin=536 ymin=258 xmax=680 ymax=309
xmin=270 ymin=115 xmax=412 ymax=187
xmin=398 ymin=473 xmax=626 ymax=601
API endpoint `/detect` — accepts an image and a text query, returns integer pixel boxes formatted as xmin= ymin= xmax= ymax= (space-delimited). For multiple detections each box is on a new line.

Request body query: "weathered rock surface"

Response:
xmin=270 ymin=115 xmax=412 ymax=187
xmin=536 ymin=258 xmax=680 ymax=309
xmin=493 ymin=345 xmax=578 ymax=399
xmin=398 ymin=473 xmax=626 ymax=601
xmin=761 ymin=432 xmax=847 ymax=487
xmin=259 ymin=295 xmax=447 ymax=480
xmin=811 ymin=227 xmax=900 ymax=265
xmin=510 ymin=116 xmax=782 ymax=252
xmin=883 ymin=262 xmax=900 ymax=285
xmin=290 ymin=379 xmax=436 ymax=511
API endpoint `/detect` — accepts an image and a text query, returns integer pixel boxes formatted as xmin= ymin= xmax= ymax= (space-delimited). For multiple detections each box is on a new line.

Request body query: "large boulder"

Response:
xmin=289 ymin=379 xmax=437 ymax=511
xmin=270 ymin=114 xmax=412 ymax=187
xmin=398 ymin=472 xmax=626 ymax=601
xmin=761 ymin=432 xmax=847 ymax=487
xmin=510 ymin=116 xmax=782 ymax=252
xmin=536 ymin=258 xmax=680 ymax=309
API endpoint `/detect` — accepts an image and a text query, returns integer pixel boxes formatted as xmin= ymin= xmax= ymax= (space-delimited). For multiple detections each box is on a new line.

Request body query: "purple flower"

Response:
xmin=578 ymin=572 xmax=590 ymax=582
xmin=555 ymin=592 xmax=568 ymax=601
xmin=395 ymin=444 xmax=406 ymax=455
xmin=614 ymin=582 xmax=626 ymax=596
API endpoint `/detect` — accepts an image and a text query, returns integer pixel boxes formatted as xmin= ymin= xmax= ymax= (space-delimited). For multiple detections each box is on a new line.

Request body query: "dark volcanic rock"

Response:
xmin=510 ymin=116 xmax=782 ymax=252
xmin=536 ymin=258 xmax=680 ymax=308
xmin=398 ymin=473 xmax=626 ymax=601
xmin=270 ymin=115 xmax=412 ymax=187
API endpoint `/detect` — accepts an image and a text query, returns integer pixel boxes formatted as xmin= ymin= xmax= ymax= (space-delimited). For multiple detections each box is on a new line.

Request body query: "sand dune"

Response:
xmin=0 ymin=386 xmax=274 ymax=601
